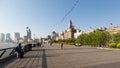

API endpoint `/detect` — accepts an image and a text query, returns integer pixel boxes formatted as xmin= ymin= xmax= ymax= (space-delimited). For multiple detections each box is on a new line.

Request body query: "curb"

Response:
xmin=96 ymin=47 xmax=120 ymax=50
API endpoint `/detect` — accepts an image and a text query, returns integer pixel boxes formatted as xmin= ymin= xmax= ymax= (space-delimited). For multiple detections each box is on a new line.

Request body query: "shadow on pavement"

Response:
xmin=0 ymin=56 xmax=17 ymax=68
xmin=42 ymin=49 xmax=47 ymax=68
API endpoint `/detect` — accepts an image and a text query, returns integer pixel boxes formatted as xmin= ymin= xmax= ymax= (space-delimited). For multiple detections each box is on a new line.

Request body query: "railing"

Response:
xmin=0 ymin=47 xmax=16 ymax=61
xmin=0 ymin=44 xmax=35 ymax=62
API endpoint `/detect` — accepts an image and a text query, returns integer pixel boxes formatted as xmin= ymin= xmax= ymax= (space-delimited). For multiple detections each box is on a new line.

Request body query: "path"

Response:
xmin=1 ymin=44 xmax=120 ymax=68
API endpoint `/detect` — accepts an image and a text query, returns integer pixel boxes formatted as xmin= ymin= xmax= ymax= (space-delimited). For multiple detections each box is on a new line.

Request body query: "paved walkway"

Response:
xmin=1 ymin=44 xmax=120 ymax=68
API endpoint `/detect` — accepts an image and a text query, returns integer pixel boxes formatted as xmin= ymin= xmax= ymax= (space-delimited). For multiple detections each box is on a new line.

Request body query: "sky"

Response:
xmin=0 ymin=0 xmax=120 ymax=39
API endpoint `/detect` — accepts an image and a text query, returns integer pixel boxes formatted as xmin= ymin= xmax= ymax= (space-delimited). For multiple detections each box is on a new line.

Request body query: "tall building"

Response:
xmin=14 ymin=32 xmax=20 ymax=42
xmin=65 ymin=20 xmax=75 ymax=39
xmin=59 ymin=20 xmax=75 ymax=39
xmin=0 ymin=33 xmax=5 ymax=42
xmin=23 ymin=36 xmax=27 ymax=42
xmin=59 ymin=20 xmax=82 ymax=40
xmin=27 ymin=29 xmax=32 ymax=40
xmin=6 ymin=33 xmax=12 ymax=42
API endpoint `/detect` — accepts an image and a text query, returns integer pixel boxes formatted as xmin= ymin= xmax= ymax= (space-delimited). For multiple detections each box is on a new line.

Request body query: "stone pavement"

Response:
xmin=2 ymin=44 xmax=120 ymax=68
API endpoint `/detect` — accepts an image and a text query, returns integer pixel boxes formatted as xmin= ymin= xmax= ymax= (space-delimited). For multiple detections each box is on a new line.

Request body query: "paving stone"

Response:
xmin=3 ymin=44 xmax=120 ymax=68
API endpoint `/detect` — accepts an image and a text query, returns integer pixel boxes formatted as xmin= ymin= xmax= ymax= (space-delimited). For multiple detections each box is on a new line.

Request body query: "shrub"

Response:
xmin=117 ymin=43 xmax=120 ymax=48
xmin=109 ymin=43 xmax=116 ymax=48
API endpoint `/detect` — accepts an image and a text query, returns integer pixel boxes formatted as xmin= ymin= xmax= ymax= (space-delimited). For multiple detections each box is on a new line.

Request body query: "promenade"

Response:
xmin=1 ymin=44 xmax=120 ymax=68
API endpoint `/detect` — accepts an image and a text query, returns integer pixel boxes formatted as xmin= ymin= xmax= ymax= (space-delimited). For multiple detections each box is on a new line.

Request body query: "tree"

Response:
xmin=77 ymin=30 xmax=110 ymax=47
xmin=112 ymin=32 xmax=120 ymax=43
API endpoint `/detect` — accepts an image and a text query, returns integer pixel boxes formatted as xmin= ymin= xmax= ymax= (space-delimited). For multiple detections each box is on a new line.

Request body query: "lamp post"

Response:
xmin=26 ymin=27 xmax=29 ymax=44
xmin=33 ymin=34 xmax=35 ymax=45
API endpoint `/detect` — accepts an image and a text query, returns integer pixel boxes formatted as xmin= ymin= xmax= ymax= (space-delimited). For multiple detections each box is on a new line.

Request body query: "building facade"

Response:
xmin=27 ymin=29 xmax=32 ymax=40
xmin=59 ymin=32 xmax=64 ymax=40
xmin=59 ymin=20 xmax=82 ymax=39
xmin=14 ymin=32 xmax=20 ymax=42
xmin=6 ymin=33 xmax=12 ymax=42
xmin=74 ymin=28 xmax=82 ymax=38
xmin=0 ymin=33 xmax=5 ymax=42
xmin=106 ymin=26 xmax=120 ymax=34
xmin=51 ymin=31 xmax=59 ymax=40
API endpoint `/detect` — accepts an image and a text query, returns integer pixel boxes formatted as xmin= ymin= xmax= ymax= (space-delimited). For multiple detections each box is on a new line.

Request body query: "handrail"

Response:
xmin=0 ymin=45 xmax=25 ymax=59
xmin=0 ymin=47 xmax=15 ymax=51
xmin=0 ymin=47 xmax=15 ymax=58
xmin=0 ymin=45 xmax=26 ymax=51
xmin=0 ymin=44 xmax=32 ymax=60
xmin=0 ymin=50 xmax=6 ymax=58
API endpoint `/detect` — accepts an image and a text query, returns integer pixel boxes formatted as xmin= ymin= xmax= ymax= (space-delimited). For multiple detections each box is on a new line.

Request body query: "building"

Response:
xmin=27 ymin=28 xmax=32 ymax=40
xmin=0 ymin=33 xmax=5 ymax=42
xmin=65 ymin=20 xmax=75 ymax=39
xmin=59 ymin=32 xmax=64 ymax=40
xmin=83 ymin=26 xmax=107 ymax=34
xmin=106 ymin=26 xmax=120 ymax=34
xmin=59 ymin=20 xmax=76 ymax=39
xmin=23 ymin=36 xmax=27 ymax=42
xmin=14 ymin=32 xmax=20 ymax=42
xmin=74 ymin=28 xmax=82 ymax=38
xmin=6 ymin=33 xmax=12 ymax=42
xmin=51 ymin=31 xmax=59 ymax=40
xmin=47 ymin=35 xmax=51 ymax=40
xmin=83 ymin=29 xmax=95 ymax=34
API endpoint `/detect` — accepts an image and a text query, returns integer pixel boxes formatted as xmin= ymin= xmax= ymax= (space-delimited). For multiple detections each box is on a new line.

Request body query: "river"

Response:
xmin=0 ymin=43 xmax=17 ymax=49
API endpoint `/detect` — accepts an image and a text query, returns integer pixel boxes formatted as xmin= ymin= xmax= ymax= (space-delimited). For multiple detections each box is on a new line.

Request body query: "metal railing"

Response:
xmin=0 ymin=47 xmax=16 ymax=60
xmin=0 ymin=44 xmax=34 ymax=61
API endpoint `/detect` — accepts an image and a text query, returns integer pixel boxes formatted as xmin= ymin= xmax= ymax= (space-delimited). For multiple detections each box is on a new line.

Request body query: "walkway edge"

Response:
xmin=96 ymin=47 xmax=120 ymax=50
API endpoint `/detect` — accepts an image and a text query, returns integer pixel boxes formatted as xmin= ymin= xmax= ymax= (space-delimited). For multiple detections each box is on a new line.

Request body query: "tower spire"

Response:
xmin=68 ymin=19 xmax=73 ymax=28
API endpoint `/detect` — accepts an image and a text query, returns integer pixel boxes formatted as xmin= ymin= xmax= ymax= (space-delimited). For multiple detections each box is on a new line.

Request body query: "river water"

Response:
xmin=0 ymin=43 xmax=17 ymax=49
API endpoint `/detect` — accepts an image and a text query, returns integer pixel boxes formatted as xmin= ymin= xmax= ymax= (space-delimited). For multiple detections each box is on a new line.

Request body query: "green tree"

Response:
xmin=112 ymin=32 xmax=120 ymax=43
xmin=77 ymin=30 xmax=110 ymax=47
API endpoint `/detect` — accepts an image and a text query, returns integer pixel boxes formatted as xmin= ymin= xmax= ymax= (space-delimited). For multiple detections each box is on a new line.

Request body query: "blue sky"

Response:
xmin=0 ymin=0 xmax=120 ymax=38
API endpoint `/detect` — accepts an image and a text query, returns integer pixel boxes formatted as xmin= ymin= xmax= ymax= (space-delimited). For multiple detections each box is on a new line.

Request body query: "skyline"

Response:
xmin=0 ymin=0 xmax=120 ymax=38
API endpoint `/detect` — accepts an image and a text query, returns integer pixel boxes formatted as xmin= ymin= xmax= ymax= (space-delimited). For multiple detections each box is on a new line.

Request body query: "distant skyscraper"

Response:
xmin=14 ymin=32 xmax=20 ymax=42
xmin=0 ymin=33 xmax=5 ymax=42
xmin=27 ymin=29 xmax=32 ymax=40
xmin=6 ymin=33 xmax=12 ymax=42
xmin=24 ymin=36 xmax=27 ymax=40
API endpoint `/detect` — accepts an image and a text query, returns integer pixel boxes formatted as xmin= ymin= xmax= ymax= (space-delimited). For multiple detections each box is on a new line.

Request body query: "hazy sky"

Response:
xmin=0 ymin=0 xmax=120 ymax=38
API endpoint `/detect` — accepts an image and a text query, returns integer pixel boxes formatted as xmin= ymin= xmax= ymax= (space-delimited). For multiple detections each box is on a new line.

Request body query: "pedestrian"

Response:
xmin=40 ymin=42 xmax=41 ymax=47
xmin=29 ymin=44 xmax=32 ymax=51
xmin=61 ymin=43 xmax=63 ymax=49
xmin=15 ymin=43 xmax=24 ymax=58
xmin=50 ymin=42 xmax=52 ymax=46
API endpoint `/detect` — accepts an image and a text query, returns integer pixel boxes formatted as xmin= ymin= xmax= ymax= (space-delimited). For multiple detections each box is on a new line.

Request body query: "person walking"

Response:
xmin=50 ymin=42 xmax=52 ymax=46
xmin=61 ymin=43 xmax=63 ymax=49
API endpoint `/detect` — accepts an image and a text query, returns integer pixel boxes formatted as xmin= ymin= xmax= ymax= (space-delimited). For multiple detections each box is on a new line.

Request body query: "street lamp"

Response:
xmin=26 ymin=27 xmax=29 ymax=44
